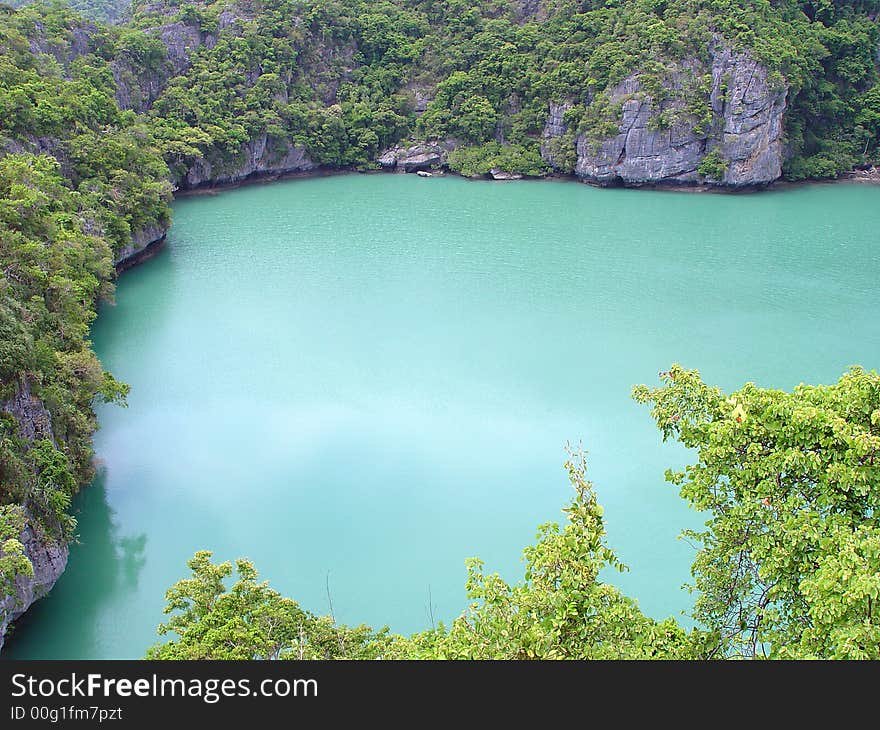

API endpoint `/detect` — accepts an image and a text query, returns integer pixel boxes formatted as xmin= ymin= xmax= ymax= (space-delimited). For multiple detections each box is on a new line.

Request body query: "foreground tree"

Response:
xmin=633 ymin=365 xmax=880 ymax=659
xmin=146 ymin=551 xmax=392 ymax=660
xmin=398 ymin=450 xmax=708 ymax=659
xmin=151 ymin=451 xmax=708 ymax=660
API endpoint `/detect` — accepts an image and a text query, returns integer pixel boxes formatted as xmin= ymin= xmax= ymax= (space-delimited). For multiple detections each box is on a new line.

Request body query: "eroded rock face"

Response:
xmin=0 ymin=381 xmax=69 ymax=653
xmin=1 ymin=379 xmax=53 ymax=444
xmin=542 ymin=45 xmax=787 ymax=187
xmin=155 ymin=20 xmax=205 ymax=76
xmin=489 ymin=168 xmax=523 ymax=180
xmin=376 ymin=142 xmax=454 ymax=171
xmin=712 ymin=47 xmax=787 ymax=186
xmin=0 ymin=516 xmax=68 ymax=652
xmin=181 ymin=134 xmax=317 ymax=189
xmin=115 ymin=221 xmax=169 ymax=270
xmin=113 ymin=18 xmax=218 ymax=112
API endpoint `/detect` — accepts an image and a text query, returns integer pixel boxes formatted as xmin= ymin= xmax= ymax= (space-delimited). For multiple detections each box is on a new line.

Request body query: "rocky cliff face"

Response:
xmin=115 ymin=221 xmax=169 ymax=270
xmin=377 ymin=142 xmax=456 ymax=172
xmin=179 ymin=134 xmax=317 ymax=189
xmin=112 ymin=16 xmax=214 ymax=112
xmin=542 ymin=45 xmax=787 ymax=187
xmin=0 ymin=380 xmax=69 ymax=651
xmin=0 ymin=514 xmax=68 ymax=652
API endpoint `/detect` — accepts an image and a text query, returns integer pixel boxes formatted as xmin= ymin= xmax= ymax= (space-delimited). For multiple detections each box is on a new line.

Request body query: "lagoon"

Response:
xmin=6 ymin=175 xmax=880 ymax=658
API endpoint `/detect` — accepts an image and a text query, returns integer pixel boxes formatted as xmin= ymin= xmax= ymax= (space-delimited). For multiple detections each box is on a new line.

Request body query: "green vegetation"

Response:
xmin=447 ymin=142 xmax=548 ymax=177
xmin=146 ymin=551 xmax=393 ymax=659
xmin=0 ymin=2 xmax=171 ymax=572
xmin=9 ymin=0 xmax=131 ymax=22
xmin=151 ymin=367 xmax=880 ymax=660
xmin=697 ymin=147 xmax=728 ymax=179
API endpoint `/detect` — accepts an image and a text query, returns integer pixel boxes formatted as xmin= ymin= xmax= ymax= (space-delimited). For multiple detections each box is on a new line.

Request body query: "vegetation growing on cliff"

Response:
xmin=0 ymin=3 xmax=171 ymax=554
xmin=151 ymin=367 xmax=880 ymax=660
xmin=39 ymin=0 xmax=874 ymax=184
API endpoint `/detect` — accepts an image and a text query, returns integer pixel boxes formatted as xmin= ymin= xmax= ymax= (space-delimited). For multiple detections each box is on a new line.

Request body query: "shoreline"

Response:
xmin=170 ymin=163 xmax=880 ymax=200
xmin=120 ymin=162 xmax=879 ymax=271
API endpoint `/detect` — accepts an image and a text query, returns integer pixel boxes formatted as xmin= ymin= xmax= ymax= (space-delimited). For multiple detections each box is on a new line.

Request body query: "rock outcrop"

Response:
xmin=0 ymin=380 xmax=69 ymax=651
xmin=115 ymin=221 xmax=169 ymax=271
xmin=542 ymin=45 xmax=787 ymax=187
xmin=489 ymin=168 xmax=523 ymax=180
xmin=180 ymin=134 xmax=317 ymax=189
xmin=377 ymin=142 xmax=455 ymax=172
xmin=1 ymin=379 xmax=53 ymax=444
xmin=0 ymin=515 xmax=68 ymax=652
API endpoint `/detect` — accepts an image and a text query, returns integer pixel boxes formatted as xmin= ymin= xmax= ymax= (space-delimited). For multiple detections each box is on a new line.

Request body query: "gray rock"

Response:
xmin=0 ymin=516 xmax=68 ymax=652
xmin=115 ymin=221 xmax=169 ymax=270
xmin=542 ymin=44 xmax=787 ymax=187
xmin=573 ymin=75 xmax=706 ymax=185
xmin=0 ymin=379 xmax=53 ymax=444
xmin=181 ymin=134 xmax=317 ymax=189
xmin=0 ymin=381 xmax=69 ymax=653
xmin=377 ymin=143 xmax=452 ymax=172
xmin=156 ymin=21 xmax=203 ymax=77
xmin=542 ymin=102 xmax=570 ymax=144
xmin=377 ymin=149 xmax=398 ymax=168
xmin=712 ymin=47 xmax=787 ymax=186
xmin=27 ymin=19 xmax=99 ymax=69
xmin=112 ymin=59 xmax=168 ymax=112
xmin=398 ymin=152 xmax=442 ymax=172
xmin=489 ymin=168 xmax=523 ymax=180
xmin=513 ymin=0 xmax=549 ymax=22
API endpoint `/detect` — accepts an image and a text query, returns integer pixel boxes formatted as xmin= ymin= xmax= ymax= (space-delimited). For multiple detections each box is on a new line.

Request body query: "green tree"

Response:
xmin=402 ymin=449 xmax=708 ymax=659
xmin=633 ymin=365 xmax=880 ymax=659
xmin=147 ymin=551 xmax=393 ymax=659
xmin=0 ymin=506 xmax=33 ymax=625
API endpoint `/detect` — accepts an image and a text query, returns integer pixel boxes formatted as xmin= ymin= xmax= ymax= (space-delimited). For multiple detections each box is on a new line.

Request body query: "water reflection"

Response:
xmin=2 ymin=471 xmax=147 ymax=659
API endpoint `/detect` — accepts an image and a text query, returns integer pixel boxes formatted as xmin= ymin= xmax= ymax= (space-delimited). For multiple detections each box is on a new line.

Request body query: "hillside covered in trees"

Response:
xmin=0 ymin=0 xmax=878 ymax=652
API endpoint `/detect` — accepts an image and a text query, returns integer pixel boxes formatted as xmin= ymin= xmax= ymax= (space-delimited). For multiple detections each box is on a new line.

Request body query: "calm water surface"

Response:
xmin=6 ymin=175 xmax=880 ymax=658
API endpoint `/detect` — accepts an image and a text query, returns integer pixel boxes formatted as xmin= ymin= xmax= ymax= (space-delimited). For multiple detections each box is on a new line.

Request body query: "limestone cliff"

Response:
xmin=115 ymin=221 xmax=169 ymax=270
xmin=179 ymin=133 xmax=317 ymax=189
xmin=377 ymin=142 xmax=456 ymax=172
xmin=0 ymin=380 xmax=69 ymax=651
xmin=542 ymin=45 xmax=787 ymax=187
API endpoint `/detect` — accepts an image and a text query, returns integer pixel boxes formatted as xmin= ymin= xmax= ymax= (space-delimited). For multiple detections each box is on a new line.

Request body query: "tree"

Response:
xmin=402 ymin=449 xmax=708 ymax=659
xmin=855 ymin=86 xmax=880 ymax=159
xmin=633 ymin=365 xmax=880 ymax=659
xmin=146 ymin=551 xmax=393 ymax=659
xmin=454 ymin=95 xmax=498 ymax=144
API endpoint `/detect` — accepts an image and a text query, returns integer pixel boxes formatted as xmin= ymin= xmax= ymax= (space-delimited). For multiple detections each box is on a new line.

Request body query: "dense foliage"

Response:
xmin=0 ymin=3 xmax=171 ymax=556
xmin=107 ymin=0 xmax=880 ymax=179
xmin=634 ymin=365 xmax=880 ymax=659
xmin=152 ymin=369 xmax=880 ymax=660
xmin=146 ymin=551 xmax=393 ymax=659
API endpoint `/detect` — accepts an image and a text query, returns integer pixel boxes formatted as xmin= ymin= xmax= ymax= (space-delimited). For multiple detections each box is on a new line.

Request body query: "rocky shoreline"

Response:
xmin=118 ymin=157 xmax=879 ymax=269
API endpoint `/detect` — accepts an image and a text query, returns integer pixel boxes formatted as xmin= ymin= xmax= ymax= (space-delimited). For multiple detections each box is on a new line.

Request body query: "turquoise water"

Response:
xmin=6 ymin=175 xmax=880 ymax=658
